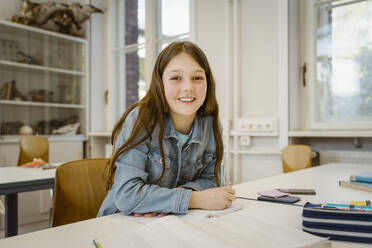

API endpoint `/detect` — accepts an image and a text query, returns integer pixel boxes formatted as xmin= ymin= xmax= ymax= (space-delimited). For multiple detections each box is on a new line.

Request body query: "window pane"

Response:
xmin=315 ymin=0 xmax=372 ymax=123
xmin=156 ymin=34 xmax=189 ymax=55
xmin=124 ymin=48 xmax=146 ymax=108
xmin=159 ymin=0 xmax=189 ymax=38
xmin=125 ymin=0 xmax=145 ymax=45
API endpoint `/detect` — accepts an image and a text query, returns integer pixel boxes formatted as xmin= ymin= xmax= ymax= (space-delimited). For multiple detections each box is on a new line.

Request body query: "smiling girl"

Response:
xmin=98 ymin=41 xmax=236 ymax=218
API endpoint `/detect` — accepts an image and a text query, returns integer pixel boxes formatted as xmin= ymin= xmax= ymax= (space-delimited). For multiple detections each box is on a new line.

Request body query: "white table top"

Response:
xmin=1 ymin=163 xmax=372 ymax=247
xmin=0 ymin=167 xmax=55 ymax=185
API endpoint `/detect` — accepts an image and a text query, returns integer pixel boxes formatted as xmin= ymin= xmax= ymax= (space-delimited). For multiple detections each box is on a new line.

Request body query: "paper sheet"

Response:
xmin=96 ymin=210 xmax=330 ymax=248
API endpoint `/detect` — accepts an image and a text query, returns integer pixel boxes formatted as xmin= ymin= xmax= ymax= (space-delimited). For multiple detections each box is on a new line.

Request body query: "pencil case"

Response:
xmin=302 ymin=202 xmax=372 ymax=243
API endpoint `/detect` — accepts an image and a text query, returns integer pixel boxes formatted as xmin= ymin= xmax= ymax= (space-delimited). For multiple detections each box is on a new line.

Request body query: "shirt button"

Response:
xmin=159 ymin=158 xmax=164 ymax=164
xmin=183 ymin=175 xmax=189 ymax=180
xmin=173 ymin=171 xmax=177 ymax=176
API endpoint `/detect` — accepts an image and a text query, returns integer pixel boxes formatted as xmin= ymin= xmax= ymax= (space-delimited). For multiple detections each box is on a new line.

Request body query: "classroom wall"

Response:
xmin=195 ymin=0 xmax=284 ymax=182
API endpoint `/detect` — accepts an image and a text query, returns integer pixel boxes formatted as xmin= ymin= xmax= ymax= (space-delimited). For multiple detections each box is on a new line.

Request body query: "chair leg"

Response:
xmin=49 ymin=189 xmax=53 ymax=227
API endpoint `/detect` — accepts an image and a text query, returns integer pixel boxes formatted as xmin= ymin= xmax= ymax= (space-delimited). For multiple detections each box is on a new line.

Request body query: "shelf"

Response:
xmin=0 ymin=100 xmax=84 ymax=109
xmin=229 ymin=130 xmax=278 ymax=137
xmin=0 ymin=134 xmax=87 ymax=143
xmin=0 ymin=20 xmax=87 ymax=43
xmin=289 ymin=130 xmax=372 ymax=137
xmin=0 ymin=60 xmax=85 ymax=76
xmin=88 ymin=132 xmax=111 ymax=137
xmin=230 ymin=150 xmax=282 ymax=155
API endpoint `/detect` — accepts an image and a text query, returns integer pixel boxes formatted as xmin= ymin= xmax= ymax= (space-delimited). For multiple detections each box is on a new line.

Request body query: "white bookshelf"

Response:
xmin=0 ymin=19 xmax=88 ymax=137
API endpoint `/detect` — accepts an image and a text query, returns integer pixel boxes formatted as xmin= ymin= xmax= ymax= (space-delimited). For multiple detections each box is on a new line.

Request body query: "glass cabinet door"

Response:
xmin=0 ymin=21 xmax=86 ymax=136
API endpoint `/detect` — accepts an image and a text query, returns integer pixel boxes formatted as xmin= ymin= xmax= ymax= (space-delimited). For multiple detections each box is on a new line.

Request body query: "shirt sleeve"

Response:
xmin=110 ymin=109 xmax=192 ymax=215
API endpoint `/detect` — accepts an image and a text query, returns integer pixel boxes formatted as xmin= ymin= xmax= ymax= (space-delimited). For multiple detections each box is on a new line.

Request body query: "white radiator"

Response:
xmin=319 ymin=150 xmax=372 ymax=165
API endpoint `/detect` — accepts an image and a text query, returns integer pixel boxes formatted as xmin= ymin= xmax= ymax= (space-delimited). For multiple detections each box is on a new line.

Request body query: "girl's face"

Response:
xmin=162 ymin=53 xmax=207 ymax=122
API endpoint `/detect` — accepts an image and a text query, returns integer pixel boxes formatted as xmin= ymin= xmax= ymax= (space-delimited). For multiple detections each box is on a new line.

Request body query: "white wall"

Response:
xmin=90 ymin=0 xmax=108 ymax=133
xmin=194 ymin=0 xmax=284 ymax=182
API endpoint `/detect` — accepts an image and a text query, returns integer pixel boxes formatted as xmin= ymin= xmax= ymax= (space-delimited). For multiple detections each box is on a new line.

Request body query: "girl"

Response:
xmin=98 ymin=41 xmax=236 ymax=218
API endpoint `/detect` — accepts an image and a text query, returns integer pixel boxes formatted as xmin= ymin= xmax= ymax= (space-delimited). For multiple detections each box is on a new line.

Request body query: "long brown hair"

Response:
xmin=106 ymin=41 xmax=223 ymax=190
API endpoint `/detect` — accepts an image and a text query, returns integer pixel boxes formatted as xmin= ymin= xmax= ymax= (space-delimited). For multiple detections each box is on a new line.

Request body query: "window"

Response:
xmin=306 ymin=0 xmax=372 ymax=129
xmin=110 ymin=0 xmax=191 ymax=120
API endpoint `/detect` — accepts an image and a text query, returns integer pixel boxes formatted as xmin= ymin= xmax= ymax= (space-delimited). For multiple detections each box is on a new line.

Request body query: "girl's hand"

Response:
xmin=189 ymin=186 xmax=236 ymax=210
xmin=132 ymin=213 xmax=168 ymax=218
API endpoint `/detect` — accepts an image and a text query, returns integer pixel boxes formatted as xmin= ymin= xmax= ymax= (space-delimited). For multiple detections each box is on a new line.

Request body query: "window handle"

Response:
xmin=302 ymin=63 xmax=307 ymax=87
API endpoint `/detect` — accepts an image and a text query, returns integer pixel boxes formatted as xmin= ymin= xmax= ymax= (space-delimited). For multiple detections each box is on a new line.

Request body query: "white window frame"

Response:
xmin=304 ymin=0 xmax=372 ymax=130
xmin=106 ymin=0 xmax=194 ymax=129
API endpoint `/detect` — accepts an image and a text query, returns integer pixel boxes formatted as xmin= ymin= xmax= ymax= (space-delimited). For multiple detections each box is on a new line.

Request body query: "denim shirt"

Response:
xmin=97 ymin=107 xmax=219 ymax=216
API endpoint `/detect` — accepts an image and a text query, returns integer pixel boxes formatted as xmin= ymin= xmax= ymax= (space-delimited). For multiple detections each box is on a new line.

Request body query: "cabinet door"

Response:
xmin=0 ymin=21 xmax=87 ymax=137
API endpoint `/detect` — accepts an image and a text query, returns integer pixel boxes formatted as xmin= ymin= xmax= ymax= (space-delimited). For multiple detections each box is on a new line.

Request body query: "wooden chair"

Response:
xmin=18 ymin=136 xmax=49 ymax=165
xmin=51 ymin=158 xmax=109 ymax=227
xmin=282 ymin=145 xmax=312 ymax=173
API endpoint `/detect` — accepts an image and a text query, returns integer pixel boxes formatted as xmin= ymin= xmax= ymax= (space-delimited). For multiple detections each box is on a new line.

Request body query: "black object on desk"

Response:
xmin=257 ymin=195 xmax=301 ymax=204
xmin=276 ymin=188 xmax=316 ymax=195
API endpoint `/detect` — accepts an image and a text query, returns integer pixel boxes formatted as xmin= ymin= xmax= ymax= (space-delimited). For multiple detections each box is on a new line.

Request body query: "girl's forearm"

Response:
xmin=188 ymin=191 xmax=202 ymax=209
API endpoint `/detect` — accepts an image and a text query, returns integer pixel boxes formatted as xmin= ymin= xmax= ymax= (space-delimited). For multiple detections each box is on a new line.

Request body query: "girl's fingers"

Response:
xmin=134 ymin=213 xmax=167 ymax=218
xmin=144 ymin=213 xmax=156 ymax=218
xmin=223 ymin=186 xmax=236 ymax=194
xmin=228 ymin=194 xmax=237 ymax=201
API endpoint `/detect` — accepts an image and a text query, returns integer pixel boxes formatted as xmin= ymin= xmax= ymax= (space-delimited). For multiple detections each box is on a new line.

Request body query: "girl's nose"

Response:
xmin=183 ymin=78 xmax=193 ymax=91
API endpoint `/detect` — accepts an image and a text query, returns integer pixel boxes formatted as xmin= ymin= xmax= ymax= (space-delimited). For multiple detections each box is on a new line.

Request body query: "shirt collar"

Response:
xmin=164 ymin=113 xmax=202 ymax=144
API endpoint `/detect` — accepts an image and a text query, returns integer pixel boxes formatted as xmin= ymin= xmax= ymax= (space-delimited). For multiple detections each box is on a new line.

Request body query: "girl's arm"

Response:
xmin=109 ymin=110 xmax=192 ymax=215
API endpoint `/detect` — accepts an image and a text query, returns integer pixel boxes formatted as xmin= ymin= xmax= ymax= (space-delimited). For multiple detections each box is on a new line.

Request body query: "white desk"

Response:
xmin=0 ymin=163 xmax=372 ymax=247
xmin=0 ymin=167 xmax=55 ymax=237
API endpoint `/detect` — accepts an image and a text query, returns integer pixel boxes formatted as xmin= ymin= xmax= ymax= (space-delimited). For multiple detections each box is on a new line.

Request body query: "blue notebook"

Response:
xmin=350 ymin=172 xmax=372 ymax=183
xmin=303 ymin=202 xmax=372 ymax=243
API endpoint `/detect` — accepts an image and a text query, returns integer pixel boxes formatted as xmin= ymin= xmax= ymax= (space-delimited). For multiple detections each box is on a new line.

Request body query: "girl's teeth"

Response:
xmin=180 ymin=98 xmax=194 ymax=102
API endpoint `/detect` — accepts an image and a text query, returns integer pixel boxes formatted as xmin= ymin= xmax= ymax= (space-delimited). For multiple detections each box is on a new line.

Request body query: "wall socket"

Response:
xmin=237 ymin=118 xmax=277 ymax=135
xmin=239 ymin=136 xmax=251 ymax=146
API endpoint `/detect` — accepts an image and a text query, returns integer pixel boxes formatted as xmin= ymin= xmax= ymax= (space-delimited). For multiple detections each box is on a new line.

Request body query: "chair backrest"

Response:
xmin=51 ymin=158 xmax=109 ymax=227
xmin=18 ymin=136 xmax=49 ymax=165
xmin=282 ymin=145 xmax=312 ymax=173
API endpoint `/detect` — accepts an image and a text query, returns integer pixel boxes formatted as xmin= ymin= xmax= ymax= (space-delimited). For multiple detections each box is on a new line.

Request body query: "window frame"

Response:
xmin=107 ymin=0 xmax=194 ymax=128
xmin=304 ymin=0 xmax=372 ymax=130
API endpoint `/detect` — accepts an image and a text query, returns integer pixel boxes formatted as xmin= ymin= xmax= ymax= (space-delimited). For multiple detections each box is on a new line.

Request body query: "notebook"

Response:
xmin=95 ymin=210 xmax=330 ymax=248
xmin=350 ymin=172 xmax=372 ymax=183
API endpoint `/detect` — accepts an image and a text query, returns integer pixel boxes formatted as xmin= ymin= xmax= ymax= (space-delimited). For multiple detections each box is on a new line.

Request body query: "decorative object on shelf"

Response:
xmin=19 ymin=125 xmax=33 ymax=135
xmin=34 ymin=115 xmax=79 ymax=135
xmin=16 ymin=51 xmax=43 ymax=65
xmin=29 ymin=89 xmax=54 ymax=102
xmin=57 ymin=83 xmax=72 ymax=103
xmin=1 ymin=121 xmax=24 ymax=135
xmin=0 ymin=80 xmax=27 ymax=100
xmin=52 ymin=122 xmax=80 ymax=135
xmin=0 ymin=39 xmax=20 ymax=61
xmin=11 ymin=0 xmax=103 ymax=37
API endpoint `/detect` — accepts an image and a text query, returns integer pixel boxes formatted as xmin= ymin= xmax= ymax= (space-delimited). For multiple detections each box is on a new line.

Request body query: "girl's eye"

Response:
xmin=194 ymin=76 xmax=205 ymax=81
xmin=170 ymin=76 xmax=181 ymax=81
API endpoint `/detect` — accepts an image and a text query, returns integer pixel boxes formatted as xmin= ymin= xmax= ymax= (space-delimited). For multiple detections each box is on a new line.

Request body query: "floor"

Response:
xmin=0 ymin=220 xmax=50 ymax=239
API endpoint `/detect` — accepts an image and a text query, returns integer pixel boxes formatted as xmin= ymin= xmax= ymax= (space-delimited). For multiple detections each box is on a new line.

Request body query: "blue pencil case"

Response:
xmin=302 ymin=202 xmax=372 ymax=243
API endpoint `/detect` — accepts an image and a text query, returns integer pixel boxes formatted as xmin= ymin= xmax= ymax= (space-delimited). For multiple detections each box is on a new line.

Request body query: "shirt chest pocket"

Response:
xmin=193 ymin=153 xmax=215 ymax=180
xmin=147 ymin=152 xmax=174 ymax=185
